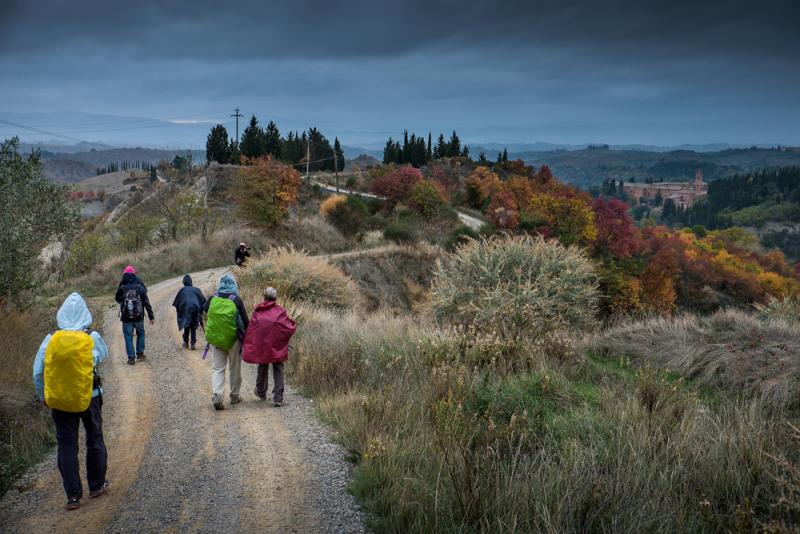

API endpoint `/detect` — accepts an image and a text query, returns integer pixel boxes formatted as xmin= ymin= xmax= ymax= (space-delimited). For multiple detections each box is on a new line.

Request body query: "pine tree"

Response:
xmin=264 ymin=121 xmax=281 ymax=158
xmin=449 ymin=131 xmax=461 ymax=157
xmin=240 ymin=115 xmax=266 ymax=159
xmin=206 ymin=124 xmax=230 ymax=164
xmin=502 ymin=148 xmax=508 ymax=162
xmin=383 ymin=137 xmax=398 ymax=165
xmin=435 ymin=134 xmax=446 ymax=159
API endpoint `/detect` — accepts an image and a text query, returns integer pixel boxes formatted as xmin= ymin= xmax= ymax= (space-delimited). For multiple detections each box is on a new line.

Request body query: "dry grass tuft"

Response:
xmin=587 ymin=308 xmax=800 ymax=407
xmin=237 ymin=246 xmax=361 ymax=311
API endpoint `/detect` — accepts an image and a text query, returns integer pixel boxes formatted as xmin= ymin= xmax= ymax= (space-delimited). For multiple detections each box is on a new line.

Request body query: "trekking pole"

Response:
xmin=203 ymin=343 xmax=210 ymax=360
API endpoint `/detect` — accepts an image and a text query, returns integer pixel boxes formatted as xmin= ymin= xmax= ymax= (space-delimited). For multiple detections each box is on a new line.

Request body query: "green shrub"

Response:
xmin=444 ymin=224 xmax=479 ymax=251
xmin=383 ymin=220 xmax=414 ymax=243
xmin=325 ymin=196 xmax=369 ymax=237
xmin=237 ymin=246 xmax=360 ymax=310
xmin=366 ymin=214 xmax=387 ymax=231
xmin=431 ymin=234 xmax=599 ymax=343
xmin=63 ymin=231 xmax=110 ymax=277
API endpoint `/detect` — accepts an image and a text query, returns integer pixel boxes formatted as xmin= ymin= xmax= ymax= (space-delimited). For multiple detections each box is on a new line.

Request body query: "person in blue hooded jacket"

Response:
xmin=172 ymin=274 xmax=206 ymax=350
xmin=33 ymin=292 xmax=110 ymax=510
xmin=202 ymin=273 xmax=249 ymax=410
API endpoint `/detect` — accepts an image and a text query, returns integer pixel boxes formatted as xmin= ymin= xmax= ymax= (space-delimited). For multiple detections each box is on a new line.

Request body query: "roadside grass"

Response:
xmin=0 ymin=311 xmax=54 ymax=496
xmin=0 ymin=300 xmax=107 ymax=497
xmin=272 ymin=300 xmax=800 ymax=532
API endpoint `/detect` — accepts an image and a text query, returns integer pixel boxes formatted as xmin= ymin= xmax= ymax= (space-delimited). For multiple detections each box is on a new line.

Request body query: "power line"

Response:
xmin=0 ymin=119 xmax=87 ymax=144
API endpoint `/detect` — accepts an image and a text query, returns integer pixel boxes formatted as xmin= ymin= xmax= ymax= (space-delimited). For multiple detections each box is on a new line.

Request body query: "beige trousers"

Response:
xmin=211 ymin=340 xmax=242 ymax=398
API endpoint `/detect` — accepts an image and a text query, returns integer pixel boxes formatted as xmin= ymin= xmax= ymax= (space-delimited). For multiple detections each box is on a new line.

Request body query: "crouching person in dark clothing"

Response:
xmin=234 ymin=242 xmax=251 ymax=267
xmin=32 ymin=292 xmax=110 ymax=510
xmin=172 ymin=274 xmax=206 ymax=349
xmin=242 ymin=287 xmax=297 ymax=407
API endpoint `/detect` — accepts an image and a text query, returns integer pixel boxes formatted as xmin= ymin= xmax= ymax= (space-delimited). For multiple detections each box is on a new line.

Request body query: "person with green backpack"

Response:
xmin=32 ymin=292 xmax=110 ymax=510
xmin=203 ymin=273 xmax=249 ymax=410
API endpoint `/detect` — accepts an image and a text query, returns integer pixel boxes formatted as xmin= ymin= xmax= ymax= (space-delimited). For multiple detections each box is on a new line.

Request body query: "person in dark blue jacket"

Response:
xmin=172 ymin=274 xmax=206 ymax=349
xmin=114 ymin=265 xmax=154 ymax=365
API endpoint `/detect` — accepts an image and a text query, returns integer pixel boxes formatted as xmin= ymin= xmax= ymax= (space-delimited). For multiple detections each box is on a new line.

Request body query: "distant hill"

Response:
xmin=40 ymin=147 xmax=204 ymax=182
xmin=346 ymin=154 xmax=380 ymax=170
xmin=342 ymin=145 xmax=383 ymax=160
xmin=510 ymin=146 xmax=800 ymax=187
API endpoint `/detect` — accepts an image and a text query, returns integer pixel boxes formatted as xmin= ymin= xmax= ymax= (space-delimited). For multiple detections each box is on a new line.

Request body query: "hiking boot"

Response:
xmin=230 ymin=394 xmax=242 ymax=405
xmin=65 ymin=496 xmax=80 ymax=510
xmin=89 ymin=480 xmax=110 ymax=498
xmin=273 ymin=399 xmax=284 ymax=407
xmin=127 ymin=358 xmax=135 ymax=365
xmin=190 ymin=344 xmax=196 ymax=350
xmin=182 ymin=342 xmax=189 ymax=349
xmin=212 ymin=394 xmax=225 ymax=410
xmin=136 ymin=352 xmax=146 ymax=360
xmin=254 ymin=388 xmax=266 ymax=400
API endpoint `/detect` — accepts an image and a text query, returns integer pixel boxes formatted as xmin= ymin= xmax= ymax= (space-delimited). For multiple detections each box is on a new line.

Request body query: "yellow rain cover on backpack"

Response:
xmin=44 ymin=331 xmax=94 ymax=412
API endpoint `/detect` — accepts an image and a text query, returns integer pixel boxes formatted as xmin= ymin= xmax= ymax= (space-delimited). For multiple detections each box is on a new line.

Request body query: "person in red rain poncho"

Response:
xmin=242 ymin=287 xmax=296 ymax=407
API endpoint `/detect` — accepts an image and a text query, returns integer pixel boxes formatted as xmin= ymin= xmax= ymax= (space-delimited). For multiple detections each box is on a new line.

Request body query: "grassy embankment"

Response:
xmin=239 ymin=240 xmax=800 ymax=532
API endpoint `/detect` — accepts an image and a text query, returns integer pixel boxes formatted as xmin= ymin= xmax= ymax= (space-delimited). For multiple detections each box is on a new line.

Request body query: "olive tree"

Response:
xmin=0 ymin=137 xmax=79 ymax=302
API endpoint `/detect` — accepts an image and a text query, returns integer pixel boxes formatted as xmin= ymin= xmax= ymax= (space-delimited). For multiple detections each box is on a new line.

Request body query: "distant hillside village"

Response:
xmin=623 ymin=170 xmax=708 ymax=208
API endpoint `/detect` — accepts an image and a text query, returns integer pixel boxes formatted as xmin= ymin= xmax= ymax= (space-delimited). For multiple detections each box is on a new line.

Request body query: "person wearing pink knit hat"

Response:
xmin=114 ymin=265 xmax=154 ymax=364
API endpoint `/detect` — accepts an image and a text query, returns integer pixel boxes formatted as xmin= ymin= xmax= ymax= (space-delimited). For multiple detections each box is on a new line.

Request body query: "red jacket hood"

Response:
xmin=241 ymin=300 xmax=297 ymax=365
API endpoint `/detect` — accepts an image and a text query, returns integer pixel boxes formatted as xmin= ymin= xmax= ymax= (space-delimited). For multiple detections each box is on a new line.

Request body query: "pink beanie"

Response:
xmin=123 ymin=265 xmax=136 ymax=274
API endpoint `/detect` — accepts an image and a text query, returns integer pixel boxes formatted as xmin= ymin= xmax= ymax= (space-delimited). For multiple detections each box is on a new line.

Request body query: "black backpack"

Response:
xmin=123 ymin=287 xmax=143 ymax=321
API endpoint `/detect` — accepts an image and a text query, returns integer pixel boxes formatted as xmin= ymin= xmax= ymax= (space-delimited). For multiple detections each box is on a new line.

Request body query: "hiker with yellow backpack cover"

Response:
xmin=32 ymin=292 xmax=110 ymax=511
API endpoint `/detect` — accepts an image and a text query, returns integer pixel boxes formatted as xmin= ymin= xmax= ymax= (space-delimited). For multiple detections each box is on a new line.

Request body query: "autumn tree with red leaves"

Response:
xmin=370 ymin=166 xmax=423 ymax=203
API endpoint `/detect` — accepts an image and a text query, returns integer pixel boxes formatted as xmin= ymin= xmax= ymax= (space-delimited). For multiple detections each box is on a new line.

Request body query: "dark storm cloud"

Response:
xmin=0 ymin=0 xmax=798 ymax=146
xmin=2 ymin=0 xmax=799 ymax=63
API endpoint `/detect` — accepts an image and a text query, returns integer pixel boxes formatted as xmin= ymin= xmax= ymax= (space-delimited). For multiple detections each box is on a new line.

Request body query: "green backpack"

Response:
xmin=205 ymin=294 xmax=239 ymax=350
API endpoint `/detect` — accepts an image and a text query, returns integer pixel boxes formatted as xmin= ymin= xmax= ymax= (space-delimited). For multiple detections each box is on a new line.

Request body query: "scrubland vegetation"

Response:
xmin=5 ymin=124 xmax=800 ymax=531
xmin=236 ymin=237 xmax=800 ymax=532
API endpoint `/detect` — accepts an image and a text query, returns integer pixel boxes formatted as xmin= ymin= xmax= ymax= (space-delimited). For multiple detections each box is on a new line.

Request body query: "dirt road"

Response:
xmin=0 ymin=269 xmax=364 ymax=533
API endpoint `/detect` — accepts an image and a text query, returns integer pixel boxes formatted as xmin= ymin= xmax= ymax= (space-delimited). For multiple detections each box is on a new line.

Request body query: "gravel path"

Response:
xmin=0 ymin=268 xmax=365 ymax=533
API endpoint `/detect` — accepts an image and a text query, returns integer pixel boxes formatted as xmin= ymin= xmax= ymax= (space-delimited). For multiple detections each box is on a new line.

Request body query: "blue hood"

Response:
xmin=217 ymin=273 xmax=238 ymax=295
xmin=57 ymin=292 xmax=92 ymax=331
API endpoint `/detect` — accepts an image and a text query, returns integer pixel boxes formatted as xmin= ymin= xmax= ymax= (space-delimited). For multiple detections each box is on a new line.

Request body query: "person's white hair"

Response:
xmin=264 ymin=287 xmax=278 ymax=300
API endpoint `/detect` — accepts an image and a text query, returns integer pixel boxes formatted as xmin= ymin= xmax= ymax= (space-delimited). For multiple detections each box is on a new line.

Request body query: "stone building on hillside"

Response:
xmin=623 ymin=170 xmax=707 ymax=208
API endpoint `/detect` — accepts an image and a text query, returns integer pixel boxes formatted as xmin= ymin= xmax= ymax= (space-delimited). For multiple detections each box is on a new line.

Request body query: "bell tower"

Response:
xmin=694 ymin=169 xmax=703 ymax=192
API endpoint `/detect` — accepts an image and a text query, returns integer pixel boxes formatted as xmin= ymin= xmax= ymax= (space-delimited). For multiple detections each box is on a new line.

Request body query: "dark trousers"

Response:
xmin=182 ymin=326 xmax=197 ymax=345
xmin=256 ymin=362 xmax=284 ymax=402
xmin=51 ymin=396 xmax=107 ymax=498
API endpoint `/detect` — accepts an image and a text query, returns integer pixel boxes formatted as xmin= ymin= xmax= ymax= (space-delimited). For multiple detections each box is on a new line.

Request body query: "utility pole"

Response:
xmin=305 ymin=139 xmax=310 ymax=180
xmin=334 ymin=145 xmax=339 ymax=193
xmin=231 ymin=107 xmax=243 ymax=145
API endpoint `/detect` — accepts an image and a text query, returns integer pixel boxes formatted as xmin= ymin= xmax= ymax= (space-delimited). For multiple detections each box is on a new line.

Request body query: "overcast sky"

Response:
xmin=1 ymin=0 xmax=799 ymax=146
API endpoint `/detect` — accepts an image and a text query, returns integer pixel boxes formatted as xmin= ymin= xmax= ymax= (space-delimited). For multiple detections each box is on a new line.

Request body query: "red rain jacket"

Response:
xmin=242 ymin=301 xmax=296 ymax=365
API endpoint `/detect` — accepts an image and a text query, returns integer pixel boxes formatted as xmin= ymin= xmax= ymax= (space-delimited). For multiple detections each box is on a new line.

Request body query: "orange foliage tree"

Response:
xmin=233 ymin=156 xmax=300 ymax=227
xmin=487 ymin=191 xmax=520 ymax=230
xmin=464 ymin=167 xmax=502 ymax=209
